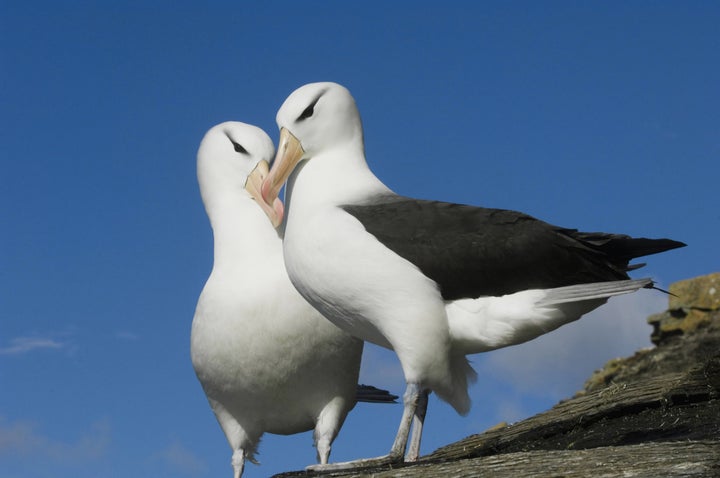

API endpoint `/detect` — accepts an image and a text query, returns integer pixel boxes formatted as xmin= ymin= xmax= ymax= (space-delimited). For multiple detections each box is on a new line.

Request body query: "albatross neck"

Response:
xmin=207 ymin=196 xmax=281 ymax=272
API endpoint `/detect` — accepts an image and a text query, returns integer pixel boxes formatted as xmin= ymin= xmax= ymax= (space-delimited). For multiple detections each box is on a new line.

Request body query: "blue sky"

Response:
xmin=1 ymin=2 xmax=718 ymax=477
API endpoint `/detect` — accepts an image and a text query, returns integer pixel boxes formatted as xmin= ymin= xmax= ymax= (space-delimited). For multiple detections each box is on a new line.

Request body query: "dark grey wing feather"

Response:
xmin=342 ymin=195 xmax=685 ymax=300
xmin=355 ymin=384 xmax=398 ymax=403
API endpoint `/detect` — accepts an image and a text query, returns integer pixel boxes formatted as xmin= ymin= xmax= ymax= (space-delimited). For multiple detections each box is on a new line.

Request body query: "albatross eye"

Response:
xmin=297 ymin=94 xmax=323 ymax=122
xmin=232 ymin=141 xmax=248 ymax=154
xmin=297 ymin=103 xmax=315 ymax=121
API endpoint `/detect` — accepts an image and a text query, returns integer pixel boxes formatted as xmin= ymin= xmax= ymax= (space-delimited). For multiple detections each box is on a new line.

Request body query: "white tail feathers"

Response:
xmin=446 ymin=278 xmax=652 ymax=355
xmin=536 ymin=278 xmax=652 ymax=305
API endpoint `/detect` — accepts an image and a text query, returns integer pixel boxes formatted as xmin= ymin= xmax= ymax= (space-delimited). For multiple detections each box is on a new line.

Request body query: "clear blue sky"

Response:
xmin=1 ymin=2 xmax=717 ymax=477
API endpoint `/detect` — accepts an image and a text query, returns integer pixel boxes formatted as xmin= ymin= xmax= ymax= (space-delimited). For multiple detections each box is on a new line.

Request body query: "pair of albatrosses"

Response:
xmin=193 ymin=82 xmax=684 ymax=476
xmin=192 ymin=122 xmax=396 ymax=478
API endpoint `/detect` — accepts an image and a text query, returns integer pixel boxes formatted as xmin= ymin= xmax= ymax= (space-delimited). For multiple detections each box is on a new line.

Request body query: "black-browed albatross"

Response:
xmin=191 ymin=121 xmax=396 ymax=478
xmin=260 ymin=82 xmax=686 ymax=470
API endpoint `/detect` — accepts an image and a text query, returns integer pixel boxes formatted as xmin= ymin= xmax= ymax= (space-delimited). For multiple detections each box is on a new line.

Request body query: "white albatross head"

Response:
xmin=197 ymin=121 xmax=284 ymax=226
xmin=260 ymin=82 xmax=364 ymax=224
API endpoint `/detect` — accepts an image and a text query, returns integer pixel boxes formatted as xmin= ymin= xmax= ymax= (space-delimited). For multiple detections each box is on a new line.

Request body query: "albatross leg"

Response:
xmin=388 ymin=382 xmax=421 ymax=456
xmin=405 ymin=388 xmax=429 ymax=461
xmin=306 ymin=383 xmax=421 ymax=471
xmin=231 ymin=449 xmax=245 ymax=478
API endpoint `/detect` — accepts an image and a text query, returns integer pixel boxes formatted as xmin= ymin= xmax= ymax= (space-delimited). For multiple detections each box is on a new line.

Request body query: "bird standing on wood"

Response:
xmin=260 ymin=82 xmax=685 ymax=470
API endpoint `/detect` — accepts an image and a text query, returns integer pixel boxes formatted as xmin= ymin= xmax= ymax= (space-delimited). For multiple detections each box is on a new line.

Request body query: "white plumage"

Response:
xmin=191 ymin=122 xmax=365 ymax=477
xmin=260 ymin=82 xmax=682 ymax=469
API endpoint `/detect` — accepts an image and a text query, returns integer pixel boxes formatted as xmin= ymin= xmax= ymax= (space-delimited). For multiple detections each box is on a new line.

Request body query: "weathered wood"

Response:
xmin=311 ymin=441 xmax=720 ymax=478
xmin=428 ymin=355 xmax=720 ymax=461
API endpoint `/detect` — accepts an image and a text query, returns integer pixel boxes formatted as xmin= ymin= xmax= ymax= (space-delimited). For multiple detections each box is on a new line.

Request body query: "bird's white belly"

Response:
xmin=191 ymin=276 xmax=361 ymax=435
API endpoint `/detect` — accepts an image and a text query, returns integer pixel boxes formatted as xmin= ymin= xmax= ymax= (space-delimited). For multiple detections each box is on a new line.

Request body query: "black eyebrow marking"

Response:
xmin=296 ymin=89 xmax=327 ymax=122
xmin=225 ymin=132 xmax=249 ymax=154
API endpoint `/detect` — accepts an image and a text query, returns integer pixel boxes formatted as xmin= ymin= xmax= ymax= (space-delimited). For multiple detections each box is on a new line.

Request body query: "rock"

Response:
xmin=648 ymin=272 xmax=720 ymax=345
xmin=585 ymin=314 xmax=720 ymax=395
xmin=669 ymin=272 xmax=720 ymax=311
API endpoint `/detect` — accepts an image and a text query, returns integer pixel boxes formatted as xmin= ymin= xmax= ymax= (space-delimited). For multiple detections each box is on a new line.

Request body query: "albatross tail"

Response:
xmin=446 ymin=278 xmax=653 ymax=356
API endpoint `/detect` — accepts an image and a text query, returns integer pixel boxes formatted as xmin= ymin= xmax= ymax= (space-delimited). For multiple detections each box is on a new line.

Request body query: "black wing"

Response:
xmin=342 ymin=195 xmax=685 ymax=300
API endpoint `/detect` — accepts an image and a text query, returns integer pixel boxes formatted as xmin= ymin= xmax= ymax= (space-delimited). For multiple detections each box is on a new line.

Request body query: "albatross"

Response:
xmin=260 ymin=82 xmax=686 ymax=469
xmin=191 ymin=121 xmax=396 ymax=478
